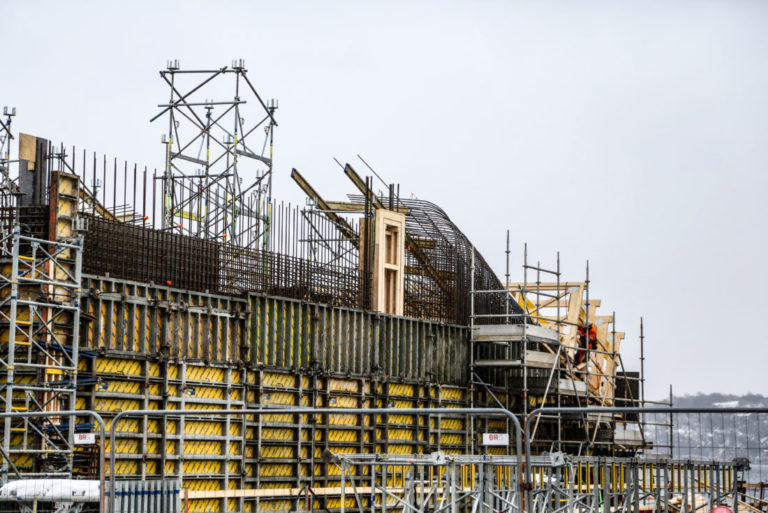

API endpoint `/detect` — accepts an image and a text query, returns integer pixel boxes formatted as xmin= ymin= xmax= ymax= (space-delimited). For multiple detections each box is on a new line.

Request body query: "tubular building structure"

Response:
xmin=1 ymin=62 xmax=760 ymax=513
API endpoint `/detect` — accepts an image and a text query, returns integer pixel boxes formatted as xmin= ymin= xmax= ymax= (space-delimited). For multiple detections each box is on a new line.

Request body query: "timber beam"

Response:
xmin=291 ymin=168 xmax=360 ymax=248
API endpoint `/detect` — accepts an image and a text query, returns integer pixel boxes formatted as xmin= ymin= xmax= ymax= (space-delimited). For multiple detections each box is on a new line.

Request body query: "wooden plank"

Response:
xmin=19 ymin=133 xmax=37 ymax=171
xmin=324 ymin=200 xmax=410 ymax=214
xmin=187 ymin=485 xmax=453 ymax=500
xmin=506 ymin=281 xmax=586 ymax=291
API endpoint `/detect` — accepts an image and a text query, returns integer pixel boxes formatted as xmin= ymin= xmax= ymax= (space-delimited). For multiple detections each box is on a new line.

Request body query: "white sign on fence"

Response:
xmin=481 ymin=432 xmax=509 ymax=446
xmin=74 ymin=433 xmax=96 ymax=445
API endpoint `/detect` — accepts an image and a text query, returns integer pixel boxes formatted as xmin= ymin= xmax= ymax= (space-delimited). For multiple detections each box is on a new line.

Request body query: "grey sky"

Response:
xmin=3 ymin=1 xmax=767 ymax=399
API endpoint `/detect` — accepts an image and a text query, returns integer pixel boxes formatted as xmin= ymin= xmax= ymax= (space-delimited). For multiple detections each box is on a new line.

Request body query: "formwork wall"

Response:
xmin=75 ymin=275 xmax=473 ymax=512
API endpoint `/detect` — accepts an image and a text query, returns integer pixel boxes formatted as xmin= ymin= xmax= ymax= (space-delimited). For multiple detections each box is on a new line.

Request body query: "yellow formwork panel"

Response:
xmin=376 ymin=413 xmax=415 ymax=425
xmin=262 ymin=428 xmax=294 ymax=440
xmin=333 ymin=395 xmax=359 ymax=408
xmin=487 ymin=419 xmax=507 ymax=430
xmin=148 ymin=362 xmax=161 ymax=377
xmin=388 ymin=445 xmax=417 ymax=455
xmin=440 ymin=434 xmax=464 ymax=445
xmin=250 ymin=500 xmax=291 ymax=513
xmin=184 ymin=402 xmax=230 ymax=412
xmin=186 ymin=386 xmax=225 ymax=400
xmin=112 ymin=439 xmax=139 ymax=455
xmin=183 ymin=460 xmax=222 ymax=475
xmin=383 ymin=428 xmax=424 ymax=441
xmin=147 ymin=419 xmax=178 ymax=434
xmin=259 ymin=464 xmax=295 ymax=478
xmin=387 ymin=383 xmax=414 ymax=396
xmin=262 ymin=372 xmax=295 ymax=388
xmin=106 ymin=417 xmax=141 ymax=434
xmin=439 ymin=417 xmax=464 ymax=430
xmin=186 ymin=366 xmax=225 ymax=382
xmin=439 ymin=387 xmax=464 ymax=401
xmin=326 ymin=429 xmax=359 ymax=443
xmin=113 ymin=461 xmax=139 ymax=476
xmin=329 ymin=378 xmax=363 ymax=393
xmin=7 ymin=454 xmax=33 ymax=467
xmin=260 ymin=446 xmax=295 ymax=459
xmin=185 ymin=440 xmax=224 ymax=456
xmin=188 ymin=499 xmax=219 ymax=513
xmin=95 ymin=358 xmax=142 ymax=376
xmin=262 ymin=391 xmax=295 ymax=405
xmin=326 ymin=413 xmax=359 ymax=426
xmin=103 ymin=381 xmax=142 ymax=394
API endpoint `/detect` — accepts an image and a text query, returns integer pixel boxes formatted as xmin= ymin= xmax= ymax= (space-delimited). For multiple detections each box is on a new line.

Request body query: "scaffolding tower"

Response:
xmin=152 ymin=59 xmax=278 ymax=249
xmin=0 ymin=228 xmax=83 ymax=481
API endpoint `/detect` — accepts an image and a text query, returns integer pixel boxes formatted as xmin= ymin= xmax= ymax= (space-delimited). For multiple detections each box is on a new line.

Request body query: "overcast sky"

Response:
xmin=3 ymin=1 xmax=767 ymax=399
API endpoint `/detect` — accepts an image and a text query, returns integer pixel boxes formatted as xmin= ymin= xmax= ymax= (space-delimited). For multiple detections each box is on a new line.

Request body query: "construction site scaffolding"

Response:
xmin=153 ymin=59 xmax=278 ymax=250
xmin=470 ymin=236 xmax=660 ymax=455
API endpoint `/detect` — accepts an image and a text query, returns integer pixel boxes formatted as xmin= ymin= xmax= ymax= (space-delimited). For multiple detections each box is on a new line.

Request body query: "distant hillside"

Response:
xmin=643 ymin=393 xmax=767 ymax=483
xmin=671 ymin=393 xmax=768 ymax=409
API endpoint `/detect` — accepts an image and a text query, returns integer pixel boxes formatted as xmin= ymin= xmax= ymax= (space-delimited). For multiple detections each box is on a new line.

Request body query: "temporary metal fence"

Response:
xmin=524 ymin=407 xmax=768 ymax=513
xmin=106 ymin=406 xmax=768 ymax=513
xmin=0 ymin=407 xmax=763 ymax=512
xmin=108 ymin=407 xmax=524 ymax=513
xmin=322 ymin=453 xmax=753 ymax=513
xmin=109 ymin=479 xmax=180 ymax=513
xmin=322 ymin=451 xmax=521 ymax=513
xmin=0 ymin=410 xmax=105 ymax=512
xmin=308 ymin=407 xmax=767 ymax=513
